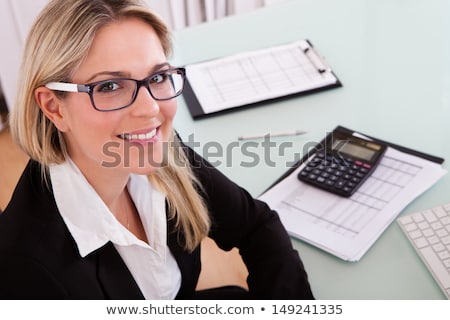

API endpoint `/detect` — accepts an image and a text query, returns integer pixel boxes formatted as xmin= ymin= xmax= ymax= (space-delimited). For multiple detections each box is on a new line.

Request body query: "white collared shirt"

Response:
xmin=49 ymin=160 xmax=181 ymax=299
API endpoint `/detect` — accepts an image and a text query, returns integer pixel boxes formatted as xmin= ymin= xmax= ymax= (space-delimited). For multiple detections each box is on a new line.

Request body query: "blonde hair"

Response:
xmin=10 ymin=0 xmax=210 ymax=251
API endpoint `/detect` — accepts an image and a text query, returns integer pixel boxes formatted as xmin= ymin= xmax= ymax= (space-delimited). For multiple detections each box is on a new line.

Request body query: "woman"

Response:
xmin=0 ymin=0 xmax=314 ymax=299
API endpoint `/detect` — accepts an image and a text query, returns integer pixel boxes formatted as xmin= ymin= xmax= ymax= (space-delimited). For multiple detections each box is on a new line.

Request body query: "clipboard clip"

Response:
xmin=302 ymin=43 xmax=331 ymax=74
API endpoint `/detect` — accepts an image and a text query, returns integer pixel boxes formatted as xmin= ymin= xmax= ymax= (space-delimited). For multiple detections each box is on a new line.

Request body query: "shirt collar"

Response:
xmin=49 ymin=159 xmax=167 ymax=258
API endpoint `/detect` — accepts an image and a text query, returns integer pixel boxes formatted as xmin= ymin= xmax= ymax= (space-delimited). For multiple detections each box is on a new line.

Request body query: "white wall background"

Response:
xmin=145 ymin=0 xmax=287 ymax=30
xmin=0 ymin=0 xmax=48 ymax=114
xmin=0 ymin=0 xmax=287 ymax=114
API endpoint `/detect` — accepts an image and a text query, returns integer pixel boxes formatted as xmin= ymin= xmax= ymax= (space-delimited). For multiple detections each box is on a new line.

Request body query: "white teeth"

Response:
xmin=120 ymin=129 xmax=156 ymax=140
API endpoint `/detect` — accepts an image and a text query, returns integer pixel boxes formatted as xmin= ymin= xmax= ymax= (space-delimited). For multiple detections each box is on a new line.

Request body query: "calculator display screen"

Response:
xmin=332 ymin=140 xmax=376 ymax=161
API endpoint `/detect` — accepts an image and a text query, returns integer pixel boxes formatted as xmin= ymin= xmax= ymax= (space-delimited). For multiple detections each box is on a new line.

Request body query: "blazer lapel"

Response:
xmin=167 ymin=211 xmax=201 ymax=299
xmin=95 ymin=242 xmax=145 ymax=299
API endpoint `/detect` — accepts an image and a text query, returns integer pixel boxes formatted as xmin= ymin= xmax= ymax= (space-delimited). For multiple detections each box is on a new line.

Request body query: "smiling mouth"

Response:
xmin=119 ymin=128 xmax=157 ymax=141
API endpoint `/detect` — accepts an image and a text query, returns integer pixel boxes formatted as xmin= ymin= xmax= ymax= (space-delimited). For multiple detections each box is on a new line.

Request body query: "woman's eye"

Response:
xmin=97 ymin=81 xmax=120 ymax=92
xmin=150 ymin=73 xmax=167 ymax=84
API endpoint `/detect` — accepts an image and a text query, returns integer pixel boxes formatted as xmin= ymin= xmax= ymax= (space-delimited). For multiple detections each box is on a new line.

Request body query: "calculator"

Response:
xmin=297 ymin=130 xmax=387 ymax=197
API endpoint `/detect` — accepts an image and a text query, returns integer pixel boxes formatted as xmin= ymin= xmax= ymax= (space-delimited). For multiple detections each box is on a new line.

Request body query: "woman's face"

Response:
xmin=57 ymin=18 xmax=177 ymax=176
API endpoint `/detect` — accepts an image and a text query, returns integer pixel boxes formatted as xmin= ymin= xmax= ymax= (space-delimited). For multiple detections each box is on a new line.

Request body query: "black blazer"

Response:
xmin=0 ymin=145 xmax=314 ymax=299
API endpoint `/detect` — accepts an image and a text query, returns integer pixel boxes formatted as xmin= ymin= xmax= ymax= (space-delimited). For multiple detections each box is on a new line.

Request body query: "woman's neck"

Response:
xmin=69 ymin=156 xmax=149 ymax=243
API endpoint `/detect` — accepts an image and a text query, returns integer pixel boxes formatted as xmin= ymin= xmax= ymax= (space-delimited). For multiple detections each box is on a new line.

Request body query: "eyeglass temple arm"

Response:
xmin=45 ymin=82 xmax=90 ymax=93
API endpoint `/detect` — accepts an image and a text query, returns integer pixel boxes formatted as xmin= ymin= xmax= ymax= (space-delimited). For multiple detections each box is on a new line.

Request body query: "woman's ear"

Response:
xmin=34 ymin=87 xmax=69 ymax=132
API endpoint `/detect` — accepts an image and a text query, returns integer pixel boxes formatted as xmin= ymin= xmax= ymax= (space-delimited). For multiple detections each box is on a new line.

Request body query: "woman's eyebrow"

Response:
xmin=84 ymin=71 xmax=127 ymax=83
xmin=151 ymin=62 xmax=172 ymax=72
xmin=84 ymin=62 xmax=172 ymax=83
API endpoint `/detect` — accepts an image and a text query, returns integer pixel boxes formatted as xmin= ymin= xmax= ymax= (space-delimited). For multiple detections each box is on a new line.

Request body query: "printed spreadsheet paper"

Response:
xmin=259 ymin=147 xmax=447 ymax=261
xmin=184 ymin=40 xmax=339 ymax=115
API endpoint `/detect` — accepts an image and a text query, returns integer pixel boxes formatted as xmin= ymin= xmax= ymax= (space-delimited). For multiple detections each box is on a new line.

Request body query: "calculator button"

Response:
xmin=335 ymin=180 xmax=346 ymax=189
xmin=360 ymin=166 xmax=369 ymax=171
xmin=321 ymin=172 xmax=330 ymax=178
xmin=343 ymin=187 xmax=352 ymax=193
xmin=347 ymin=182 xmax=356 ymax=188
xmin=307 ymin=161 xmax=320 ymax=168
xmin=351 ymin=177 xmax=361 ymax=183
xmin=317 ymin=176 xmax=326 ymax=184
xmin=325 ymin=180 xmax=335 ymax=187
xmin=356 ymin=172 xmax=366 ymax=178
xmin=299 ymin=171 xmax=309 ymax=178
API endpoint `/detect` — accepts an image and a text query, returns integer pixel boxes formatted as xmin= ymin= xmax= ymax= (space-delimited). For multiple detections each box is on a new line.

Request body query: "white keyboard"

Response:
xmin=397 ymin=203 xmax=450 ymax=299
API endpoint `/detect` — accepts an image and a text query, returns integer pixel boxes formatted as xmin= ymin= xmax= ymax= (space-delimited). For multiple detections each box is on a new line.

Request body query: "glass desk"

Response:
xmin=172 ymin=0 xmax=450 ymax=299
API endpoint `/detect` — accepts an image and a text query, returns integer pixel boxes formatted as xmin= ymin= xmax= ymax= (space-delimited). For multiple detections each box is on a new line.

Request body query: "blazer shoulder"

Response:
xmin=0 ymin=159 xmax=62 ymax=255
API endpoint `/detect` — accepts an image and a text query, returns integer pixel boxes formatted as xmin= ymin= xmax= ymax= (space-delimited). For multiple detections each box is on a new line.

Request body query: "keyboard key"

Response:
xmin=436 ymin=228 xmax=449 ymax=238
xmin=414 ymin=237 xmax=428 ymax=249
xmin=442 ymin=217 xmax=450 ymax=225
xmin=423 ymin=228 xmax=434 ymax=237
xmin=399 ymin=216 xmax=413 ymax=224
xmin=409 ymin=230 xmax=422 ymax=239
xmin=444 ymin=259 xmax=450 ymax=269
xmin=438 ymin=251 xmax=450 ymax=260
xmin=413 ymin=214 xmax=425 ymax=223
xmin=423 ymin=210 xmax=438 ymax=223
xmin=431 ymin=222 xmax=443 ymax=230
xmin=442 ymin=236 xmax=450 ymax=245
xmin=404 ymin=223 xmax=418 ymax=232
xmin=417 ymin=221 xmax=429 ymax=230
xmin=434 ymin=206 xmax=448 ymax=218
xmin=428 ymin=236 xmax=440 ymax=245
xmin=432 ymin=243 xmax=445 ymax=252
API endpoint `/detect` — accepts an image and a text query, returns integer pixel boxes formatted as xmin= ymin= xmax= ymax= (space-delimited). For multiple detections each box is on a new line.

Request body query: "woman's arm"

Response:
xmin=184 ymin=144 xmax=314 ymax=299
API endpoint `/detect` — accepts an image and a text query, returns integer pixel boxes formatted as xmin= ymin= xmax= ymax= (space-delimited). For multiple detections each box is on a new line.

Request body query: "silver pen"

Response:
xmin=238 ymin=130 xmax=307 ymax=141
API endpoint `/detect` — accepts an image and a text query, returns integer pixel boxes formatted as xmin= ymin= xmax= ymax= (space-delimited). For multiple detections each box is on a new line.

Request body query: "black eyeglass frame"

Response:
xmin=45 ymin=67 xmax=186 ymax=112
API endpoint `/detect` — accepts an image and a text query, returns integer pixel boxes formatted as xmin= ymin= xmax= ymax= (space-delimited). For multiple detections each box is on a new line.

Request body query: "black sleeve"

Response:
xmin=0 ymin=254 xmax=69 ymax=299
xmin=183 ymin=143 xmax=314 ymax=299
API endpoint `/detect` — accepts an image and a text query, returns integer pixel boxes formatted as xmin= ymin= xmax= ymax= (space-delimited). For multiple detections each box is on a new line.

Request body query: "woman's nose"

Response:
xmin=130 ymin=86 xmax=160 ymax=116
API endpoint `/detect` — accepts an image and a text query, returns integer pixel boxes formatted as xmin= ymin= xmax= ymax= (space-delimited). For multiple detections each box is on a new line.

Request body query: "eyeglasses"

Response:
xmin=45 ymin=67 xmax=186 ymax=111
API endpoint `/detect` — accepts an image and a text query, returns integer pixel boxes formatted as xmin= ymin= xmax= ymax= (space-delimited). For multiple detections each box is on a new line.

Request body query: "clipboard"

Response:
xmin=182 ymin=39 xmax=342 ymax=119
xmin=258 ymin=125 xmax=447 ymax=261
